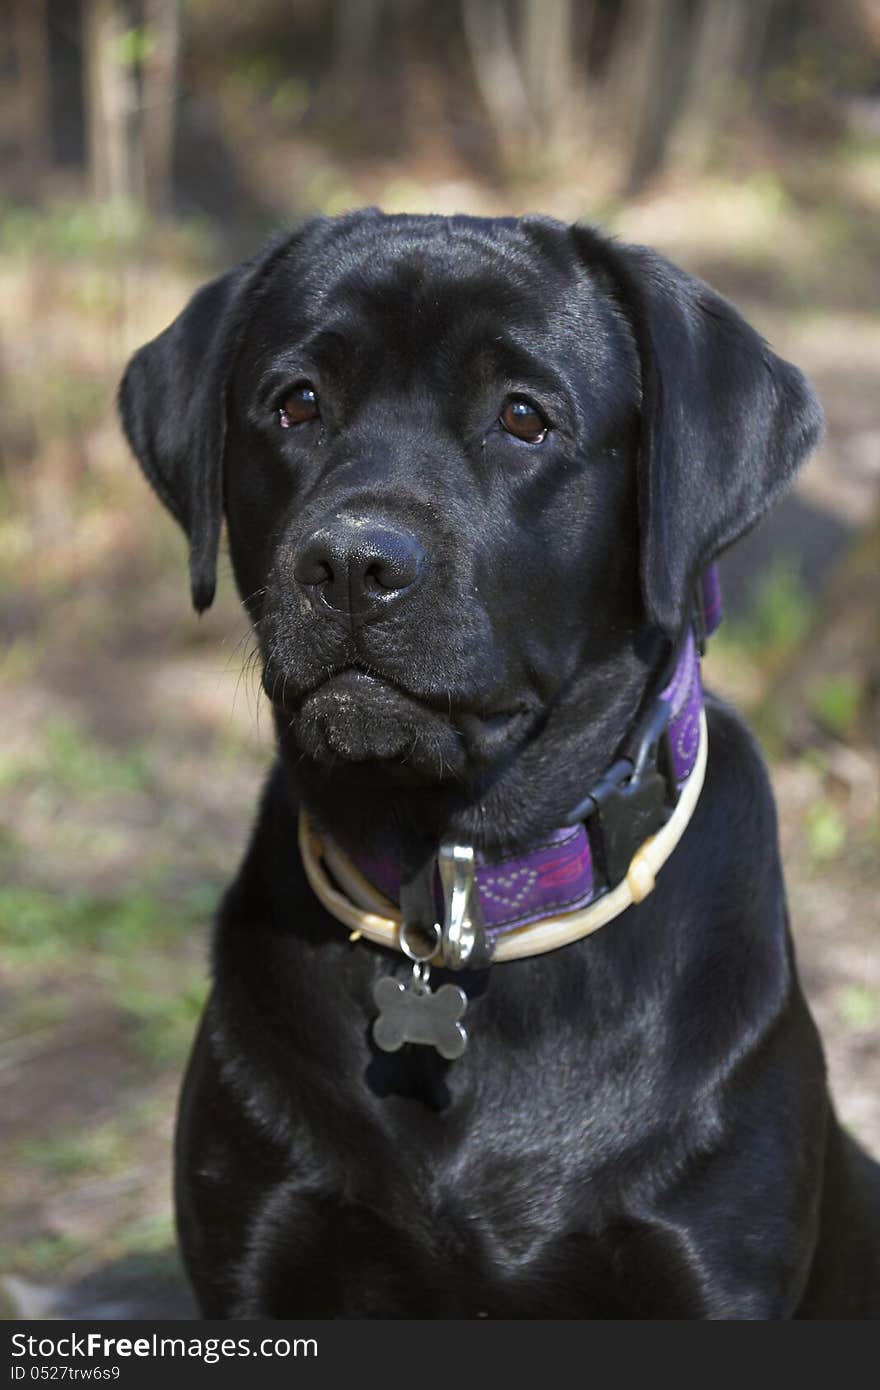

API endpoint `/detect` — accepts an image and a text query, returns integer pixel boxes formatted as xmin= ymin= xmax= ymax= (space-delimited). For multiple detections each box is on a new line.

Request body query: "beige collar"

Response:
xmin=298 ymin=708 xmax=707 ymax=964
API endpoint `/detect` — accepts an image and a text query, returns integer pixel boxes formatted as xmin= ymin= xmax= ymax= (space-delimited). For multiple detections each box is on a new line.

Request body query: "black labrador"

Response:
xmin=120 ymin=210 xmax=880 ymax=1318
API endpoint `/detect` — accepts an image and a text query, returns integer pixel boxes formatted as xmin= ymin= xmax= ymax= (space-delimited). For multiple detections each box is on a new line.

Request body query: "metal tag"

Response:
xmin=372 ymin=965 xmax=467 ymax=1060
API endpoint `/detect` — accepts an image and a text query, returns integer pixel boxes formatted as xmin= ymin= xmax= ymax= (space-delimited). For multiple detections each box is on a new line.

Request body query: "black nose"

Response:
xmin=293 ymin=516 xmax=426 ymax=622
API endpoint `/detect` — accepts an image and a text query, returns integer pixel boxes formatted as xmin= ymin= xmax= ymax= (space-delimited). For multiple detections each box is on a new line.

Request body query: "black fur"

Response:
xmin=120 ymin=211 xmax=879 ymax=1318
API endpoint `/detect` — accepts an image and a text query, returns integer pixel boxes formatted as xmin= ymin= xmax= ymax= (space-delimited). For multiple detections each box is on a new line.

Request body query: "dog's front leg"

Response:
xmin=174 ymin=1006 xmax=344 ymax=1319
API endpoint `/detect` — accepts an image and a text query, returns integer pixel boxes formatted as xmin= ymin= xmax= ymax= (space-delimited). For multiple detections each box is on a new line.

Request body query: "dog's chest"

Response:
xmin=252 ymin=1045 xmax=681 ymax=1318
xmin=255 ymin=1155 xmax=661 ymax=1319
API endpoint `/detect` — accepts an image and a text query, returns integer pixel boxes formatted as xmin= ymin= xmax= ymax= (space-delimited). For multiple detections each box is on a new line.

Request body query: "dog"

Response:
xmin=120 ymin=210 xmax=880 ymax=1318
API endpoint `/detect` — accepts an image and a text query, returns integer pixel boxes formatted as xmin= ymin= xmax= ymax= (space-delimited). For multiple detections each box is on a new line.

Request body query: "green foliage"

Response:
xmin=809 ymin=675 xmax=862 ymax=738
xmin=0 ymin=886 xmax=172 ymax=964
xmin=270 ymin=77 xmax=309 ymax=122
xmin=0 ymin=881 xmax=211 ymax=1066
xmin=0 ymin=199 xmax=218 ymax=271
xmin=44 ymin=718 xmax=147 ymax=795
xmin=44 ymin=370 xmax=108 ymax=432
xmin=14 ymin=1126 xmax=126 ymax=1182
xmin=118 ymin=970 xmax=209 ymax=1066
xmin=234 ymin=50 xmax=291 ymax=92
xmin=805 ymin=799 xmax=847 ymax=864
xmin=719 ymin=559 xmax=813 ymax=667
xmin=0 ymin=198 xmax=148 ymax=260
xmin=0 ymin=717 xmax=147 ymax=796
xmin=111 ymin=26 xmax=156 ymax=68
xmin=300 ymin=164 xmax=360 ymax=216
xmin=837 ymin=986 xmax=880 ymax=1031
xmin=742 ymin=170 xmax=788 ymax=218
xmin=6 ymin=1234 xmax=86 ymax=1279
xmin=766 ymin=31 xmax=877 ymax=114
xmin=117 ymin=1210 xmax=176 ymax=1255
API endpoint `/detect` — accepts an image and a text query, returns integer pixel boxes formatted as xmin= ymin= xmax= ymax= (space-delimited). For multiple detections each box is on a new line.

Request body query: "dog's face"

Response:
xmin=120 ymin=212 xmax=821 ymax=843
xmin=225 ymin=218 xmax=641 ymax=783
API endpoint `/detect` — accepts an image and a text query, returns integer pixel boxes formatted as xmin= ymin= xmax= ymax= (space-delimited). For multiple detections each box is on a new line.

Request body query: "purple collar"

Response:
xmin=324 ymin=569 xmax=720 ymax=964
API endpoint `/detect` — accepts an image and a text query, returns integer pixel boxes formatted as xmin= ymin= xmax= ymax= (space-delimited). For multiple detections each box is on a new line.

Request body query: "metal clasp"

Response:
xmin=437 ymin=842 xmax=493 ymax=970
xmin=398 ymin=842 xmax=493 ymax=971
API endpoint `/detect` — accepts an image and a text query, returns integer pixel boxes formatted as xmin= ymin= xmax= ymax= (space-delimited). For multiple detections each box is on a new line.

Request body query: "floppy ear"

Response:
xmin=574 ymin=228 xmax=824 ymax=639
xmin=118 ymin=234 xmax=294 ymax=611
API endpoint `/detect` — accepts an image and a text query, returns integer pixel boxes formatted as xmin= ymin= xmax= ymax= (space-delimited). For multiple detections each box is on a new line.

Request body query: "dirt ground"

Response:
xmin=1 ymin=158 xmax=878 ymax=1318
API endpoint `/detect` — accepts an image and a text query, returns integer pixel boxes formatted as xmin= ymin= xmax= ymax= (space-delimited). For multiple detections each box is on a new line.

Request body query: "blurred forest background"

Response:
xmin=1 ymin=0 xmax=879 ymax=1319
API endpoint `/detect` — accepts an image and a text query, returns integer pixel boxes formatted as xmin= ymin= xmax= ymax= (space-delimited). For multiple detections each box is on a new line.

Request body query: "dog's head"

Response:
xmin=120 ymin=212 xmax=820 ymax=840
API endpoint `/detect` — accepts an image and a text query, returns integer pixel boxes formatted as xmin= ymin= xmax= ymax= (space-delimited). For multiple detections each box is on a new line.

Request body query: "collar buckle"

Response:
xmin=579 ymin=696 xmax=678 ymax=891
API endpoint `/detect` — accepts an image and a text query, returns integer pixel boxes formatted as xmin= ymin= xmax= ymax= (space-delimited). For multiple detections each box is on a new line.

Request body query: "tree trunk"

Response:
xmin=461 ymin=0 xmax=537 ymax=168
xmin=9 ymin=0 xmax=51 ymax=184
xmin=83 ymin=0 xmax=138 ymax=204
xmin=520 ymin=0 xmax=576 ymax=166
xmin=624 ymin=0 xmax=704 ymax=196
xmin=674 ymin=0 xmax=778 ymax=171
xmin=141 ymin=0 xmax=181 ymax=216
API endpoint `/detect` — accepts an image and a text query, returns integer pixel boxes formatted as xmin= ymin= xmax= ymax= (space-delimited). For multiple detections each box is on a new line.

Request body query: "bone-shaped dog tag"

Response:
xmin=372 ymin=973 xmax=468 ymax=1060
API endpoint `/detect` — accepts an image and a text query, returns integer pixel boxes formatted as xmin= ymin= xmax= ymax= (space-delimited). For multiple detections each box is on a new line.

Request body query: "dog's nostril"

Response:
xmin=363 ymin=560 xmax=389 ymax=593
xmin=363 ymin=547 xmax=422 ymax=592
xmin=294 ymin=552 xmax=333 ymax=587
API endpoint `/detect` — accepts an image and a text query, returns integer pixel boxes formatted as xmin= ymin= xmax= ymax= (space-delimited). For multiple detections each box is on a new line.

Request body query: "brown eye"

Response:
xmin=499 ymin=396 xmax=548 ymax=443
xmin=279 ymin=382 xmax=319 ymax=427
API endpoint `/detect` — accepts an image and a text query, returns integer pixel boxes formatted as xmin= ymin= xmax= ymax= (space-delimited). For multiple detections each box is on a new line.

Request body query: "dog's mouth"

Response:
xmin=268 ymin=667 xmax=535 ymax=778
